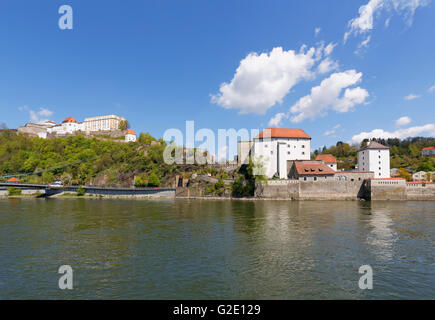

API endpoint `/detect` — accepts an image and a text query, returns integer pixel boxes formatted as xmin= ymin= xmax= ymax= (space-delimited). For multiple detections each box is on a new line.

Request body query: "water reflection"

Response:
xmin=0 ymin=198 xmax=433 ymax=299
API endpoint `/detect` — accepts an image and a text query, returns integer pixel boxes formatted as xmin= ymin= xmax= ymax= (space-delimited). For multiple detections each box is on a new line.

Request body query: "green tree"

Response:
xmin=147 ymin=172 xmax=160 ymax=187
xmin=138 ymin=132 xmax=157 ymax=144
xmin=118 ymin=120 xmax=130 ymax=131
xmin=8 ymin=187 xmax=22 ymax=196
xmin=134 ymin=174 xmax=148 ymax=187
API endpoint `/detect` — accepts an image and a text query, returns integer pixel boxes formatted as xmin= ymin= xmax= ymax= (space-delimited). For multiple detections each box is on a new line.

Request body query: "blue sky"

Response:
xmin=0 ymin=0 xmax=434 ymax=158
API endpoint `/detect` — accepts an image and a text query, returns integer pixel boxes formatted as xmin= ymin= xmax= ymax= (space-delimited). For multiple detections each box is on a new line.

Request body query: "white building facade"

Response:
xmin=252 ymin=128 xmax=311 ymax=179
xmin=83 ymin=115 xmax=126 ymax=132
xmin=47 ymin=117 xmax=84 ymax=135
xmin=357 ymin=141 xmax=390 ymax=178
xmin=125 ymin=129 xmax=137 ymax=142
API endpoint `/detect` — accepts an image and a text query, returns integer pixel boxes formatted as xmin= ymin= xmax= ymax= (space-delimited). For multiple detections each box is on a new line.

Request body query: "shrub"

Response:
xmin=77 ymin=187 xmax=86 ymax=196
xmin=147 ymin=172 xmax=161 ymax=187
xmin=134 ymin=174 xmax=148 ymax=187
xmin=8 ymin=187 xmax=22 ymax=196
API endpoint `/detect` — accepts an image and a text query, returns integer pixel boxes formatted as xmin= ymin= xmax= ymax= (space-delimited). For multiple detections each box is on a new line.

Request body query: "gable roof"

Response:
xmin=359 ymin=141 xmax=389 ymax=151
xmin=422 ymin=147 xmax=435 ymax=151
xmin=125 ymin=129 xmax=136 ymax=135
xmin=7 ymin=177 xmax=20 ymax=182
xmin=315 ymin=154 xmax=337 ymax=163
xmin=294 ymin=161 xmax=335 ymax=175
xmin=254 ymin=128 xmax=311 ymax=139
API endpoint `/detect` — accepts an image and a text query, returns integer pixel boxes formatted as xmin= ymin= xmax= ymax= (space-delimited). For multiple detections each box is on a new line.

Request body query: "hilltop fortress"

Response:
xmin=18 ymin=114 xmax=137 ymax=142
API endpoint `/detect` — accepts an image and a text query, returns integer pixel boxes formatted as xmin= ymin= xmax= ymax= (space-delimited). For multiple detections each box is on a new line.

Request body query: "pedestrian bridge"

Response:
xmin=0 ymin=183 xmax=175 ymax=198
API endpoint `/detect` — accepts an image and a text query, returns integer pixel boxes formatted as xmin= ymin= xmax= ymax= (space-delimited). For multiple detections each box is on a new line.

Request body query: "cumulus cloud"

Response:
xmin=317 ymin=57 xmax=339 ymax=74
xmin=210 ymin=45 xmax=334 ymax=114
xmin=324 ymin=124 xmax=341 ymax=136
xmin=268 ymin=112 xmax=288 ymax=127
xmin=351 ymin=123 xmax=435 ymax=144
xmin=20 ymin=106 xmax=54 ymax=123
xmin=428 ymin=84 xmax=435 ymax=93
xmin=395 ymin=116 xmax=411 ymax=126
xmin=404 ymin=93 xmax=420 ymax=100
xmin=344 ymin=0 xmax=430 ymax=44
xmin=289 ymin=70 xmax=369 ymax=123
xmin=314 ymin=27 xmax=321 ymax=36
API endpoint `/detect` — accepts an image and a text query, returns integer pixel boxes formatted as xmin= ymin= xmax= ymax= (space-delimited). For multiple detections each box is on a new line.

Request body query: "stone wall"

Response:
xmin=256 ymin=179 xmax=366 ymax=200
xmin=366 ymin=179 xmax=407 ymax=200
xmin=405 ymin=183 xmax=435 ymax=200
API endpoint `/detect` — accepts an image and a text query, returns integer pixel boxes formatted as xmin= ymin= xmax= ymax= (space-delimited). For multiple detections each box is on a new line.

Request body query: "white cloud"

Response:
xmin=428 ymin=84 xmax=435 ymax=93
xmin=344 ymin=0 xmax=431 ymax=43
xmin=351 ymin=123 xmax=435 ymax=144
xmin=344 ymin=0 xmax=383 ymax=42
xmin=357 ymin=35 xmax=372 ymax=52
xmin=404 ymin=93 xmax=421 ymax=100
xmin=290 ymin=70 xmax=369 ymax=123
xmin=395 ymin=116 xmax=411 ymax=126
xmin=314 ymin=27 xmax=321 ymax=36
xmin=211 ymin=46 xmax=322 ymax=114
xmin=324 ymin=43 xmax=337 ymax=56
xmin=23 ymin=107 xmax=54 ymax=123
xmin=324 ymin=124 xmax=341 ymax=136
xmin=268 ymin=112 xmax=287 ymax=127
xmin=317 ymin=57 xmax=339 ymax=74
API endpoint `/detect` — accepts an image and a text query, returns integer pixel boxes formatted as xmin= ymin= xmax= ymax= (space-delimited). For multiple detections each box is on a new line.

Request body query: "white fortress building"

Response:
xmin=357 ymin=141 xmax=390 ymax=178
xmin=83 ymin=115 xmax=126 ymax=132
xmin=125 ymin=129 xmax=137 ymax=142
xmin=252 ymin=128 xmax=311 ymax=179
xmin=47 ymin=117 xmax=83 ymax=135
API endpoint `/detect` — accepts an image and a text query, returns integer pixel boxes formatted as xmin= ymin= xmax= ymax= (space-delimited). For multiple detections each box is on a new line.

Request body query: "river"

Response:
xmin=0 ymin=198 xmax=433 ymax=299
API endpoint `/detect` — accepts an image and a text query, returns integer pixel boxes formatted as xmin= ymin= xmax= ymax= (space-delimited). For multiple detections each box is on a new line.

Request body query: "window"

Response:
xmin=302 ymin=145 xmax=305 ymax=148
xmin=287 ymin=144 xmax=290 ymax=148
xmin=302 ymin=152 xmax=305 ymax=155
xmin=379 ymin=156 xmax=381 ymax=159
xmin=379 ymin=167 xmax=381 ymax=170
xmin=287 ymin=151 xmax=290 ymax=155
xmin=314 ymin=177 xmax=317 ymax=181
xmin=304 ymin=177 xmax=307 ymax=181
xmin=379 ymin=173 xmax=381 ymax=176
xmin=271 ymin=151 xmax=273 ymax=155
xmin=379 ymin=161 xmax=381 ymax=164
xmin=265 ymin=144 xmax=268 ymax=148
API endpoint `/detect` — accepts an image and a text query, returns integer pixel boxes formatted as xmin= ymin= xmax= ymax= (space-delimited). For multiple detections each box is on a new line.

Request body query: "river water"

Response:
xmin=0 ymin=198 xmax=433 ymax=299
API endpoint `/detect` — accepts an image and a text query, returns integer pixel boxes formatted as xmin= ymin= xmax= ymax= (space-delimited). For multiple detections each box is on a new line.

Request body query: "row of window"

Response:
xmin=269 ymin=151 xmax=305 ymax=155
xmin=264 ymin=144 xmax=305 ymax=148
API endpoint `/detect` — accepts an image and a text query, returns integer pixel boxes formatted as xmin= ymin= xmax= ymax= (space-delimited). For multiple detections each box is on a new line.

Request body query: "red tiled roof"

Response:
xmin=7 ymin=177 xmax=20 ymax=182
xmin=422 ymin=147 xmax=435 ymax=151
xmin=125 ymin=129 xmax=136 ymax=135
xmin=315 ymin=154 xmax=337 ymax=163
xmin=255 ymin=128 xmax=311 ymax=139
xmin=62 ymin=117 xmax=77 ymax=123
xmin=294 ymin=162 xmax=335 ymax=176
